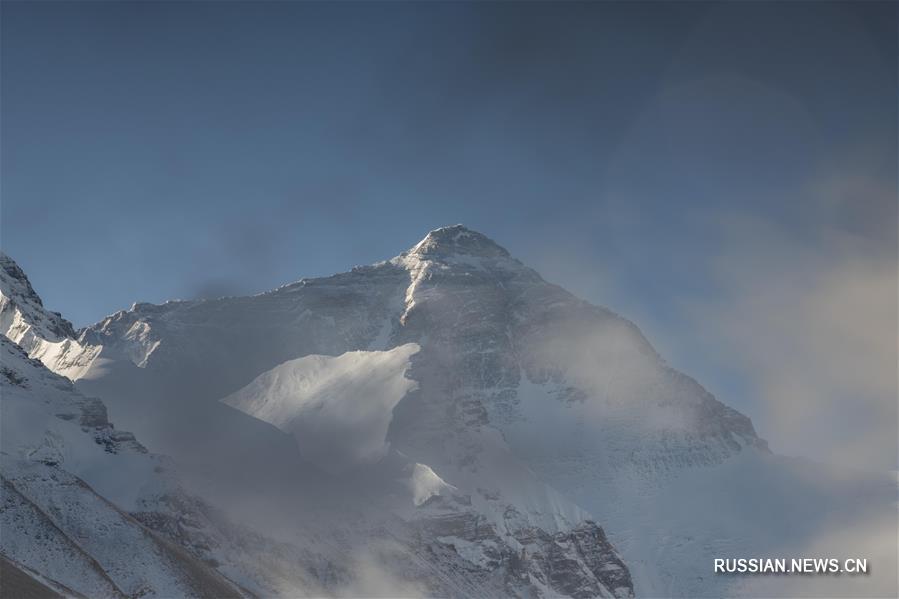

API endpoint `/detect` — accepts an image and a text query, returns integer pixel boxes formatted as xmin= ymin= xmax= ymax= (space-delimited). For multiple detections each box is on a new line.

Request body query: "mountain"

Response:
xmin=2 ymin=226 xmax=896 ymax=597
xmin=0 ymin=255 xmax=99 ymax=379
xmin=1 ymin=246 xmax=635 ymax=598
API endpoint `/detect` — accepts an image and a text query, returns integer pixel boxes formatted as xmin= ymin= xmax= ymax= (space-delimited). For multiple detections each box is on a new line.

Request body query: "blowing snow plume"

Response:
xmin=221 ymin=344 xmax=420 ymax=474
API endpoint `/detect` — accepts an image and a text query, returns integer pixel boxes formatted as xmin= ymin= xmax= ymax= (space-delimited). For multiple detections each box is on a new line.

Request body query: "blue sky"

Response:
xmin=2 ymin=1 xmax=896 ymax=467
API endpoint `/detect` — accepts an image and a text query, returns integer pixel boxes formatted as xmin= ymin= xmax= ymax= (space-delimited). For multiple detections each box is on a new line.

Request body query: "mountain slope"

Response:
xmin=0 ymin=335 xmax=246 ymax=598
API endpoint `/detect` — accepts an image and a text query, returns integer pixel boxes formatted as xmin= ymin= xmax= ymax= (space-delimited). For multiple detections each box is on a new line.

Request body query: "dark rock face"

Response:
xmin=414 ymin=512 xmax=634 ymax=598
xmin=548 ymin=522 xmax=633 ymax=599
xmin=1 ymin=364 xmax=27 ymax=387
xmin=77 ymin=396 xmax=109 ymax=428
xmin=1 ymin=554 xmax=66 ymax=599
xmin=93 ymin=428 xmax=148 ymax=454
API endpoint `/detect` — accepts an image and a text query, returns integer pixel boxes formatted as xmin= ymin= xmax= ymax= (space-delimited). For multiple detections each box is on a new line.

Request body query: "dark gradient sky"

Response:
xmin=2 ymin=1 xmax=896 ymax=465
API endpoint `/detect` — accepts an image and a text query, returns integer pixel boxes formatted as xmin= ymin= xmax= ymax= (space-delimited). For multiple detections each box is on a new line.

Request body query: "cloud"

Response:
xmin=520 ymin=128 xmax=897 ymax=473
xmin=271 ymin=541 xmax=426 ymax=599
xmin=221 ymin=345 xmax=421 ymax=475
xmin=335 ymin=545 xmax=425 ymax=599
xmin=684 ymin=212 xmax=896 ymax=471
xmin=737 ymin=489 xmax=898 ymax=598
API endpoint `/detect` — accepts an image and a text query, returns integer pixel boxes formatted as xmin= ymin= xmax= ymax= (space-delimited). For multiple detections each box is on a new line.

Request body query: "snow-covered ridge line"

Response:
xmin=0 ymin=253 xmax=100 ymax=380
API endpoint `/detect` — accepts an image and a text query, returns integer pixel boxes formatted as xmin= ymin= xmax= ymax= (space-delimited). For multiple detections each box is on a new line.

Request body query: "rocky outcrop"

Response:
xmin=414 ymin=511 xmax=633 ymax=598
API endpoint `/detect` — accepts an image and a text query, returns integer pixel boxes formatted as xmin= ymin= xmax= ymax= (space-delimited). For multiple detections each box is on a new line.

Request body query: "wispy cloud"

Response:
xmin=681 ymin=164 xmax=896 ymax=470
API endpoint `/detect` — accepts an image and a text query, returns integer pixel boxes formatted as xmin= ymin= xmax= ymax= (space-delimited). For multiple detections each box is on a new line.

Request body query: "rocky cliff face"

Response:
xmin=414 ymin=512 xmax=632 ymax=599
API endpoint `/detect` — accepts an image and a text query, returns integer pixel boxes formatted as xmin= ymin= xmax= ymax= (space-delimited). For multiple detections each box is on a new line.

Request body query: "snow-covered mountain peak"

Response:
xmin=0 ymin=252 xmax=76 ymax=341
xmin=406 ymin=225 xmax=512 ymax=261
xmin=387 ymin=225 xmax=539 ymax=324
xmin=0 ymin=253 xmax=99 ymax=379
